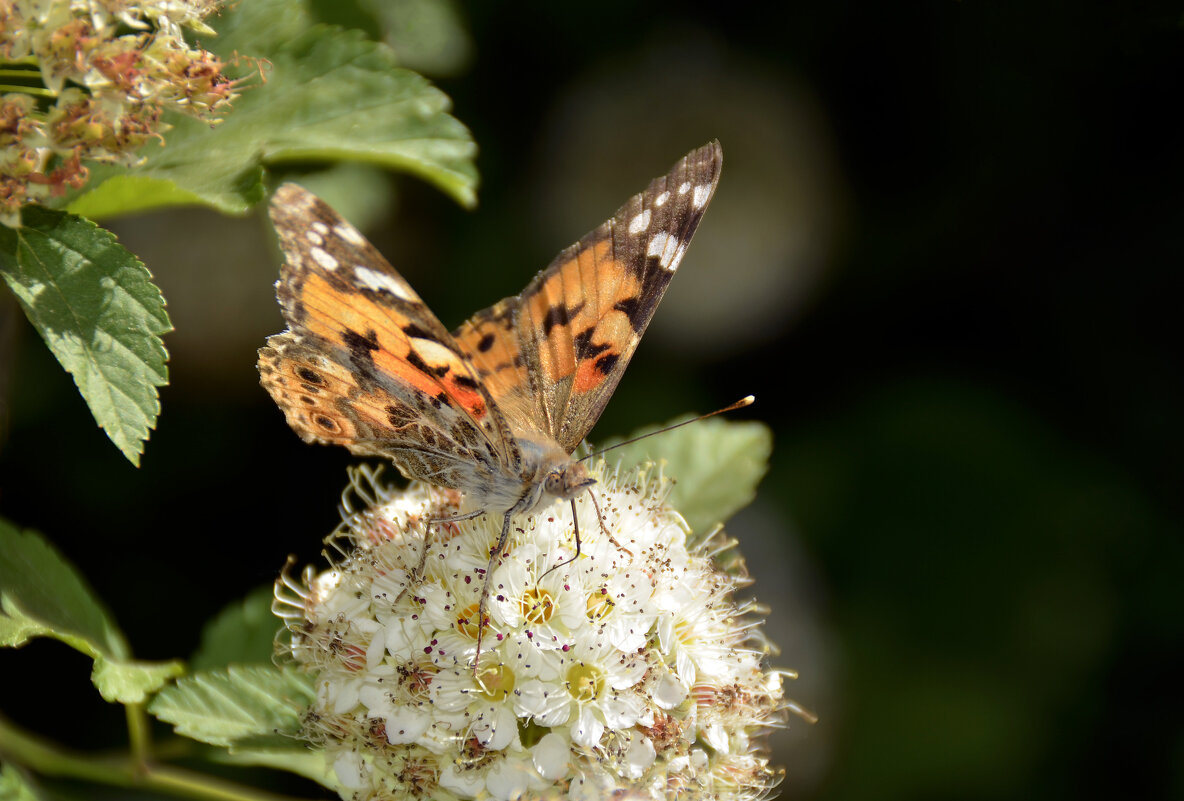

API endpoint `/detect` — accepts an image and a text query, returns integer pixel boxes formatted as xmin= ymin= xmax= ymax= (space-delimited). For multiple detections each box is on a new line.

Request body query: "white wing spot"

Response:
xmin=646 ymin=232 xmax=681 ymax=271
xmin=654 ymin=191 xmax=670 ymax=207
xmin=411 ymin=338 xmax=456 ymax=368
xmin=671 ymin=242 xmax=688 ymax=271
xmin=677 ymin=181 xmax=691 ymax=195
xmin=310 ymin=246 xmax=339 ymax=271
xmin=334 ymin=223 xmax=366 ymax=246
xmin=311 ymin=221 xmax=329 ymax=235
xmin=628 ymin=209 xmax=652 ymax=235
xmin=354 ymin=266 xmax=415 ymax=300
xmin=692 ymin=184 xmax=711 ymax=209
xmin=304 ymin=229 xmax=324 ymax=246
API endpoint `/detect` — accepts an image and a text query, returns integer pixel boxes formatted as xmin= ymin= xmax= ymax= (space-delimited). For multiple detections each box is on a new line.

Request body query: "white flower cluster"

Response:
xmin=275 ymin=461 xmax=797 ymax=801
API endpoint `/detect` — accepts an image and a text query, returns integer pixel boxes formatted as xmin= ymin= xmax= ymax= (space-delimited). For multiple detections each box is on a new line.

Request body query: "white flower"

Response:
xmin=277 ymin=461 xmax=803 ymax=800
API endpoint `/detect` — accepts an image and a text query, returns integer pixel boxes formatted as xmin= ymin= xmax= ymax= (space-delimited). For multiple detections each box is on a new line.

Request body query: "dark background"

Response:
xmin=2 ymin=2 xmax=1182 ymax=799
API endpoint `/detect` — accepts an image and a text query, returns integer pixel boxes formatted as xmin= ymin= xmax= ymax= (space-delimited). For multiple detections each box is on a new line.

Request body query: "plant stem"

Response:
xmin=0 ymin=68 xmax=43 ymax=79
xmin=0 ymin=714 xmax=314 ymax=801
xmin=126 ymin=701 xmax=152 ymax=765
xmin=0 ymin=84 xmax=55 ymax=97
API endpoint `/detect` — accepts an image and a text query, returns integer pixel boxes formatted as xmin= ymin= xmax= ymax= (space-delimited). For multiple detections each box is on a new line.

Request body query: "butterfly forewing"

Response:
xmin=454 ymin=141 xmax=723 ymax=453
xmin=259 ymin=185 xmax=519 ymax=486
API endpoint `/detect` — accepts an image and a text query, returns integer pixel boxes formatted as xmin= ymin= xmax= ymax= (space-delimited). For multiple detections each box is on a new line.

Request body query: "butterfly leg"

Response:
xmin=393 ymin=504 xmax=483 ymax=609
xmin=473 ymin=511 xmax=513 ymax=671
xmin=429 ymin=509 xmax=485 ymax=525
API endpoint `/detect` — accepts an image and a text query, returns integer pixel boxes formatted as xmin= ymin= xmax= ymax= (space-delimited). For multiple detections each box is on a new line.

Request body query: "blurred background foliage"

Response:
xmin=2 ymin=1 xmax=1181 ymax=800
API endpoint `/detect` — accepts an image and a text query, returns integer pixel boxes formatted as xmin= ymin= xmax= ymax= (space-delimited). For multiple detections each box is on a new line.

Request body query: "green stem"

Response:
xmin=0 ymin=714 xmax=314 ymax=801
xmin=0 ymin=84 xmax=55 ymax=97
xmin=125 ymin=701 xmax=152 ymax=765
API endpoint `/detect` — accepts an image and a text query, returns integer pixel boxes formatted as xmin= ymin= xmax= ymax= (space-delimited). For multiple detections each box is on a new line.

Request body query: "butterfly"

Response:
xmin=259 ymin=141 xmax=722 ymax=648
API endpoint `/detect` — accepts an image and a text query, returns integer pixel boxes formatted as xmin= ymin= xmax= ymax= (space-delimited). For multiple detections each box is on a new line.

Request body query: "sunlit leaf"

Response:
xmin=69 ymin=0 xmax=476 ymax=219
xmin=149 ymin=665 xmax=316 ymax=747
xmin=601 ymin=417 xmax=772 ymax=536
xmin=91 ymin=656 xmax=185 ymax=705
xmin=0 ymin=207 xmax=170 ymax=465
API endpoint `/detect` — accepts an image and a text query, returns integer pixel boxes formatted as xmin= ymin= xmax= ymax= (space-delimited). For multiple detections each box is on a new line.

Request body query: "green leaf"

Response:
xmin=68 ymin=0 xmax=477 ymax=219
xmin=367 ymin=0 xmax=473 ymax=77
xmin=0 ymin=207 xmax=170 ymax=466
xmin=191 ymin=586 xmax=283 ymax=672
xmin=64 ymin=175 xmax=222 ymax=220
xmin=0 ymin=518 xmax=128 ymax=660
xmin=148 ymin=665 xmax=316 ymax=748
xmin=0 ymin=520 xmax=182 ymax=704
xmin=601 ymin=418 xmax=773 ymax=536
xmin=0 ymin=762 xmax=42 ymax=801
xmin=91 ymin=656 xmax=185 ymax=704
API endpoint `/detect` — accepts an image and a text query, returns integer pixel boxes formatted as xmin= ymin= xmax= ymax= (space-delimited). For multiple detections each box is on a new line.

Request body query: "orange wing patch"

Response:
xmin=298 ymin=273 xmax=488 ymax=422
xmin=522 ymin=238 xmax=639 ymax=393
xmin=452 ymin=299 xmax=529 ymax=421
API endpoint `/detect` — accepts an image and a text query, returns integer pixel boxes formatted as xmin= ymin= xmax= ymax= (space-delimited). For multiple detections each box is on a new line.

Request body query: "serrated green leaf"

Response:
xmin=191 ymin=586 xmax=283 ymax=672
xmin=0 ymin=762 xmax=42 ymax=801
xmin=0 ymin=518 xmax=128 ymax=659
xmin=0 ymin=207 xmax=170 ymax=466
xmin=148 ymin=665 xmax=316 ymax=748
xmin=68 ymin=0 xmax=476 ymax=219
xmin=92 ymin=656 xmax=185 ymax=704
xmin=601 ymin=418 xmax=773 ymax=536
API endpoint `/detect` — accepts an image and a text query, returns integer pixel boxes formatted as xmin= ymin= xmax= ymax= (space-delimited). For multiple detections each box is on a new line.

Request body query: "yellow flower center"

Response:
xmin=521 ymin=587 xmax=555 ymax=624
xmin=476 ymin=663 xmax=516 ymax=702
xmin=456 ymin=602 xmax=488 ymax=639
xmin=566 ymin=662 xmax=605 ymax=703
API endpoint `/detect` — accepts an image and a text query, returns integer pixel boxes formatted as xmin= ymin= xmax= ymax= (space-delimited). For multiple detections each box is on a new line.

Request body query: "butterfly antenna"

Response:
xmin=579 ymin=395 xmax=755 ymax=462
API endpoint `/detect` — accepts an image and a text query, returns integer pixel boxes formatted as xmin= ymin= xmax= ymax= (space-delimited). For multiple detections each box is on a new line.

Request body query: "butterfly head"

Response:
xmin=544 ymin=462 xmax=596 ymax=502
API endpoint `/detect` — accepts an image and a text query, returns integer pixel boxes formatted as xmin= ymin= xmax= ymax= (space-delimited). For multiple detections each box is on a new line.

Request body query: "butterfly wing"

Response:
xmin=258 ymin=184 xmax=519 ymax=491
xmin=453 ymin=141 xmax=723 ymax=452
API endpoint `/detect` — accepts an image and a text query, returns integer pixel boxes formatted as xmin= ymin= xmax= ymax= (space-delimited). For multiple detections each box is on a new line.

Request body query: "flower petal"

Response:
xmin=571 ymin=704 xmax=604 ymax=748
xmin=533 ymin=731 xmax=572 ymax=781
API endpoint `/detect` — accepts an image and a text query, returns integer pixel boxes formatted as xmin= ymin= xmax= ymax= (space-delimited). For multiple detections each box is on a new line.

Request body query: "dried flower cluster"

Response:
xmin=275 ymin=461 xmax=803 ymax=801
xmin=0 ymin=0 xmax=239 ymax=223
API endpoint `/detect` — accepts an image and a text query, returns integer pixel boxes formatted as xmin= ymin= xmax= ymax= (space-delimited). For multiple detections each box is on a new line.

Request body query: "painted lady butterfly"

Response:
xmin=259 ymin=142 xmax=721 ymax=634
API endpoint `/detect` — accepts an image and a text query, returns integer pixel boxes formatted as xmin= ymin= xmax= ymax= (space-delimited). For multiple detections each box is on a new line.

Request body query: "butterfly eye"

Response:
xmin=543 ymin=472 xmax=564 ymax=496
